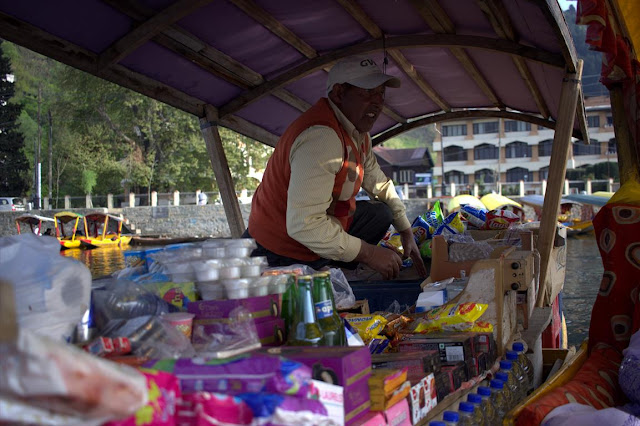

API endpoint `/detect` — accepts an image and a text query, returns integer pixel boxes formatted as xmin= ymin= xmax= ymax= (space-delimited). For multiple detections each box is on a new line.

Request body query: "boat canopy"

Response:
xmin=84 ymin=213 xmax=124 ymax=223
xmin=53 ymin=212 xmax=85 ymax=224
xmin=15 ymin=214 xmax=55 ymax=225
xmin=0 ymin=0 xmax=589 ymax=148
xmin=480 ymin=193 xmax=523 ymax=211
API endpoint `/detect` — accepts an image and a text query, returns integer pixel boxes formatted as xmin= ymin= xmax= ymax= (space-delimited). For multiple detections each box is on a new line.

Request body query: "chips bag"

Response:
xmin=483 ymin=209 xmax=520 ymax=230
xmin=422 ymin=302 xmax=488 ymax=330
xmin=460 ymin=205 xmax=488 ymax=229
xmin=434 ymin=211 xmax=465 ymax=236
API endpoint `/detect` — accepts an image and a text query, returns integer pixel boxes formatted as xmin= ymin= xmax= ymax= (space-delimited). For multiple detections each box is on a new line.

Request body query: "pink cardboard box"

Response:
xmin=352 ymin=411 xmax=385 ymax=426
xmin=255 ymin=318 xmax=285 ymax=346
xmin=262 ymin=346 xmax=372 ymax=424
xmin=384 ymin=398 xmax=411 ymax=426
xmin=187 ymin=294 xmax=282 ymax=323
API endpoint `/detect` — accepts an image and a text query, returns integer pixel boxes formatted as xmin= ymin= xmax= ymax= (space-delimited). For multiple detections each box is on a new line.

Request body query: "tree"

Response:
xmin=0 ymin=40 xmax=30 ymax=195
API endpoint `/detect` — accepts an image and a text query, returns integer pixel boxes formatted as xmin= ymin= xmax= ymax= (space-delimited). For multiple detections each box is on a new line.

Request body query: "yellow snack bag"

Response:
xmin=345 ymin=314 xmax=388 ymax=342
xmin=424 ymin=302 xmax=488 ymax=327
xmin=466 ymin=321 xmax=494 ymax=332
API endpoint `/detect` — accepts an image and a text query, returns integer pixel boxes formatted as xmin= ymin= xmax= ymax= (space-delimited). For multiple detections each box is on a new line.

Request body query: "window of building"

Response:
xmin=473 ymin=121 xmax=499 ymax=134
xmin=539 ymin=166 xmax=549 ymax=181
xmin=398 ymin=169 xmax=415 ymax=184
xmin=608 ymin=138 xmax=617 ymax=154
xmin=506 ymin=167 xmax=532 ymax=182
xmin=573 ymin=140 xmax=600 ymax=156
xmin=474 ymin=168 xmax=495 ymax=183
xmin=539 ymin=139 xmax=553 ymax=156
xmin=442 ymin=124 xmax=467 ymax=137
xmin=505 ymin=141 xmax=532 ymax=158
xmin=504 ymin=120 xmax=531 ymax=132
xmin=606 ymin=116 xmax=613 ymax=127
xmin=445 ymin=170 xmax=468 ymax=184
xmin=587 ymin=115 xmax=600 ymax=128
xmin=474 ymin=143 xmax=499 ymax=160
xmin=444 ymin=146 xmax=466 ymax=161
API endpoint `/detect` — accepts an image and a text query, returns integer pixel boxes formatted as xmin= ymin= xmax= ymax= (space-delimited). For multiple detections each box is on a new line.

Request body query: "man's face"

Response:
xmin=332 ymin=83 xmax=386 ymax=133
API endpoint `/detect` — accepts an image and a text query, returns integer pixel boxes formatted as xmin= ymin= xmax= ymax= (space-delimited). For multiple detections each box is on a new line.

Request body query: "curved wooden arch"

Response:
xmin=371 ymin=109 xmax=584 ymax=146
xmin=219 ymin=34 xmax=566 ymax=118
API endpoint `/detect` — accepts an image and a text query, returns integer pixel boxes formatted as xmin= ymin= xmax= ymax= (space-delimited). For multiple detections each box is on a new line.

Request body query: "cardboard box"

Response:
xmin=313 ymin=379 xmax=345 ymax=426
xmin=351 ymin=411 xmax=385 ymax=426
xmin=406 ymin=373 xmax=437 ymax=424
xmin=398 ymin=333 xmax=474 ymax=363
xmin=254 ymin=318 xmax=285 ymax=346
xmin=187 ymin=294 xmax=282 ymax=323
xmin=384 ymin=398 xmax=412 ymax=426
xmin=371 ymin=350 xmax=441 ymax=376
xmin=434 ymin=370 xmax=451 ymax=402
xmin=262 ymin=346 xmax=371 ymax=424
xmin=440 ymin=362 xmax=466 ymax=392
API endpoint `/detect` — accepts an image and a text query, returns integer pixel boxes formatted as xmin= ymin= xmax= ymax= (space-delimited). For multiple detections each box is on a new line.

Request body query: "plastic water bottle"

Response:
xmin=513 ymin=342 xmax=534 ymax=393
xmin=498 ymin=360 xmax=520 ymax=406
xmin=457 ymin=401 xmax=479 ymax=426
xmin=489 ymin=379 xmax=510 ymax=422
xmin=467 ymin=393 xmax=488 ymax=425
xmin=477 ymin=387 xmax=497 ymax=426
xmin=506 ymin=350 xmax=529 ymax=400
xmin=443 ymin=411 xmax=460 ymax=425
xmin=495 ymin=372 xmax=517 ymax=409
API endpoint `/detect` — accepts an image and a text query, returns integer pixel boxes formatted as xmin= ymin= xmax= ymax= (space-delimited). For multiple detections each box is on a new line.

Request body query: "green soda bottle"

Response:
xmin=312 ymin=272 xmax=346 ymax=346
xmin=489 ymin=379 xmax=510 ymax=422
xmin=280 ymin=274 xmax=298 ymax=340
xmin=287 ymin=275 xmax=323 ymax=346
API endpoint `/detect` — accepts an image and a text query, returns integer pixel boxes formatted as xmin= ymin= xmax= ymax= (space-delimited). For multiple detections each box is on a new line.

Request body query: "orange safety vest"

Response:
xmin=248 ymin=98 xmax=366 ymax=261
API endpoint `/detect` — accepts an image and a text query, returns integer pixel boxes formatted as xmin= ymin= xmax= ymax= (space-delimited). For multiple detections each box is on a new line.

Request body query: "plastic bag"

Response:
xmin=0 ymin=234 xmax=91 ymax=341
xmin=329 ymin=267 xmax=355 ymax=309
xmin=191 ymin=307 xmax=261 ymax=358
xmin=0 ymin=328 xmax=148 ymax=422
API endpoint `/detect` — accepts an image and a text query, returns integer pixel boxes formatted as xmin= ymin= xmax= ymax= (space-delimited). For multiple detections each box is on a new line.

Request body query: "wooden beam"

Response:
xmin=219 ymin=34 xmax=565 ymax=117
xmin=106 ymin=0 xmax=312 ymax=114
xmin=201 ymin=106 xmax=246 ymax=238
xmin=536 ymin=61 xmax=583 ymax=307
xmin=218 ymin=114 xmax=280 ymax=147
xmin=610 ymin=85 xmax=640 ymax=184
xmin=98 ymin=0 xmax=213 ymax=69
xmin=477 ymin=0 xmax=552 ymax=118
xmin=229 ymin=0 xmax=317 ymax=59
xmin=411 ymin=0 xmax=503 ymax=109
xmin=372 ymin=109 xmax=584 ymax=145
xmin=575 ymin=85 xmax=590 ymax=144
xmin=536 ymin=0 xmax=579 ymax=72
xmin=334 ymin=0 xmax=451 ymax=112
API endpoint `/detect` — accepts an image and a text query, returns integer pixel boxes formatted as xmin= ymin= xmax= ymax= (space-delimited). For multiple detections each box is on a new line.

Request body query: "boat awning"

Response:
xmin=0 ymin=0 xmax=588 ymax=147
xmin=15 ymin=214 xmax=55 ymax=225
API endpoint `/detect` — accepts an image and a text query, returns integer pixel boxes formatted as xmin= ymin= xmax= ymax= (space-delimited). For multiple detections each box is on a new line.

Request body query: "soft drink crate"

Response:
xmin=261 ymin=346 xmax=372 ymax=424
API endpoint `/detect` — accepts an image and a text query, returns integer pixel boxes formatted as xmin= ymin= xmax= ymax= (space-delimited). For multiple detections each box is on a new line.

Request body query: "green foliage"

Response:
xmin=0 ymin=41 xmax=30 ymax=195
xmin=81 ymin=169 xmax=97 ymax=194
xmin=381 ymin=125 xmax=436 ymax=150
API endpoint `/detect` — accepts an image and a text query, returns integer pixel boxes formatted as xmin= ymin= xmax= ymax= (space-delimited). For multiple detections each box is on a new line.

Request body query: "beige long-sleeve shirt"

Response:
xmin=286 ymin=99 xmax=411 ymax=262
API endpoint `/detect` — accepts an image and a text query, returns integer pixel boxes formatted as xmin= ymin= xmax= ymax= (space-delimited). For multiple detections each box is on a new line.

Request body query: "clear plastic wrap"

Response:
xmin=329 ymin=268 xmax=356 ymax=309
xmin=191 ymin=307 xmax=261 ymax=358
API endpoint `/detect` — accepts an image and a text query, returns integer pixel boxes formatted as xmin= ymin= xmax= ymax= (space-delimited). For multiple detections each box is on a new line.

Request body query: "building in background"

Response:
xmin=373 ymin=146 xmax=435 ymax=186
xmin=429 ymin=96 xmax=616 ymax=195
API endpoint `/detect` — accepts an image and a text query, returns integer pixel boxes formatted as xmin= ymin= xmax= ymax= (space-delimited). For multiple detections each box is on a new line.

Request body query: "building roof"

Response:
xmin=373 ymin=146 xmax=434 ymax=169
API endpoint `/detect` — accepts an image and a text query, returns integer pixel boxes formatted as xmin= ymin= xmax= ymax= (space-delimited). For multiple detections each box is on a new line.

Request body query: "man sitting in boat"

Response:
xmin=244 ymin=56 xmax=426 ymax=280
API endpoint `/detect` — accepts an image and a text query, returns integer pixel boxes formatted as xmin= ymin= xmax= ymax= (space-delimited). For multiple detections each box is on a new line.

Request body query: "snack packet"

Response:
xmin=418 ymin=303 xmax=488 ymax=331
xmin=483 ymin=209 xmax=520 ymax=230
xmin=434 ymin=211 xmax=465 ymax=236
xmin=411 ymin=216 xmax=431 ymax=245
xmin=460 ymin=205 xmax=488 ymax=229
xmin=344 ymin=314 xmax=388 ymax=343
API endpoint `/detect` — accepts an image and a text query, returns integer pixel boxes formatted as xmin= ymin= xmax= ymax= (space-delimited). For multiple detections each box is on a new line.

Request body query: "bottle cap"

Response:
xmin=478 ymin=386 xmax=492 ymax=396
xmin=506 ymin=351 xmax=519 ymax=361
xmin=429 ymin=422 xmax=446 ymax=426
xmin=468 ymin=393 xmax=483 ymax=404
xmin=513 ymin=342 xmax=525 ymax=352
xmin=500 ymin=360 xmax=513 ymax=370
xmin=490 ymin=379 xmax=504 ymax=389
xmin=443 ymin=411 xmax=460 ymax=422
xmin=496 ymin=372 xmax=509 ymax=382
xmin=459 ymin=402 xmax=475 ymax=413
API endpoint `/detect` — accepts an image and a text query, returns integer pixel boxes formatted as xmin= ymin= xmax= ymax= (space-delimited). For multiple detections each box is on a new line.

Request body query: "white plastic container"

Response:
xmin=222 ymin=278 xmax=253 ymax=299
xmin=225 ymin=239 xmax=257 ymax=258
xmin=218 ymin=259 xmax=243 ymax=279
xmin=267 ymin=274 xmax=290 ymax=294
xmin=249 ymin=276 xmax=271 ymax=297
xmin=192 ymin=259 xmax=222 ymax=282
xmin=198 ymin=282 xmax=225 ymax=300
xmin=241 ymin=257 xmax=267 ymax=277
xmin=202 ymin=240 xmax=227 ymax=258
xmin=165 ymin=261 xmax=195 ymax=283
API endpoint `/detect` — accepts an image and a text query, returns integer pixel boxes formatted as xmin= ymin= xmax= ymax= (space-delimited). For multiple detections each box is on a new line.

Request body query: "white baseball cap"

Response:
xmin=326 ymin=56 xmax=401 ymax=96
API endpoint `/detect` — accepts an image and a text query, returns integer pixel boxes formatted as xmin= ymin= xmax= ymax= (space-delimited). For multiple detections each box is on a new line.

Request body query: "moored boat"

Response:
xmin=53 ymin=211 xmax=88 ymax=250
xmin=15 ymin=214 xmax=55 ymax=236
xmin=79 ymin=213 xmax=133 ymax=249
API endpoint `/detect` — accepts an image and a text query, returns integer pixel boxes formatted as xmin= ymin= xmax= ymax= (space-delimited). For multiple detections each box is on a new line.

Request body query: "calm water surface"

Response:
xmin=68 ymin=235 xmax=603 ymax=347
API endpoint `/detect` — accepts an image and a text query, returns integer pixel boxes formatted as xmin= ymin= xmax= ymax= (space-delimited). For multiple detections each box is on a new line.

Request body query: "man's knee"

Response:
xmin=376 ymin=202 xmax=393 ymax=226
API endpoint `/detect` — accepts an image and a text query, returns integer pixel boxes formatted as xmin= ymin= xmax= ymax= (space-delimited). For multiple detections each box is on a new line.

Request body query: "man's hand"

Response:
xmin=399 ymin=228 xmax=428 ymax=278
xmin=355 ymin=242 xmax=403 ymax=280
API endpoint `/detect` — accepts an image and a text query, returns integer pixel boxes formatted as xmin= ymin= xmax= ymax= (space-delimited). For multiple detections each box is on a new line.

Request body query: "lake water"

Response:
xmin=67 ymin=236 xmax=603 ymax=348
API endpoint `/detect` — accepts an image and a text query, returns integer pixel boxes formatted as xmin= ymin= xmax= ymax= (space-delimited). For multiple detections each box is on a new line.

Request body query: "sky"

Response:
xmin=557 ymin=0 xmax=577 ymax=11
